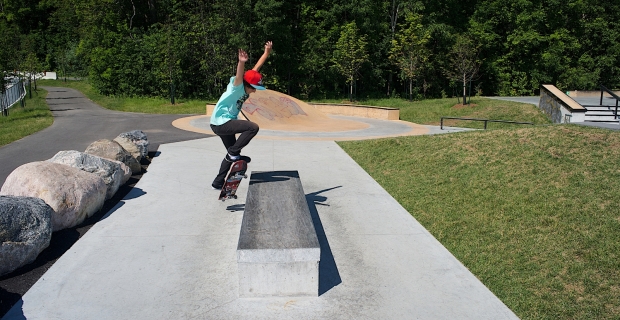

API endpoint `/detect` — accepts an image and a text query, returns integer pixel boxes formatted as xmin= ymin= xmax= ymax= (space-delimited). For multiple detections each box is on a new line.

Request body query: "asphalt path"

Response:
xmin=0 ymin=86 xmax=209 ymax=186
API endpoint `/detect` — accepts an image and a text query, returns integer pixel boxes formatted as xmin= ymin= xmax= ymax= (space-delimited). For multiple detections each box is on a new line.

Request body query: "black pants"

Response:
xmin=210 ymin=120 xmax=259 ymax=187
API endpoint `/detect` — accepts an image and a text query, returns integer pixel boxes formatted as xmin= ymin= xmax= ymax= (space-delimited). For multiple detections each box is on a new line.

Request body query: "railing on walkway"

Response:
xmin=440 ymin=117 xmax=534 ymax=130
xmin=1 ymin=78 xmax=27 ymax=116
xmin=599 ymin=85 xmax=620 ymax=119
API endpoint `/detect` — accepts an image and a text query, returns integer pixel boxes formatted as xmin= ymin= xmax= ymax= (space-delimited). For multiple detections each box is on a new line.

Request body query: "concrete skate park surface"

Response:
xmin=172 ymin=89 xmax=440 ymax=140
xmin=2 ymin=88 xmax=517 ymax=319
xmin=4 ymin=138 xmax=518 ymax=319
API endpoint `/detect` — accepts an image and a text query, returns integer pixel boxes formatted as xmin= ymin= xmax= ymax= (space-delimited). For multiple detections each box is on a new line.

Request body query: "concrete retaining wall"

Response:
xmin=539 ymin=85 xmax=586 ymax=123
xmin=310 ymin=103 xmax=399 ymax=120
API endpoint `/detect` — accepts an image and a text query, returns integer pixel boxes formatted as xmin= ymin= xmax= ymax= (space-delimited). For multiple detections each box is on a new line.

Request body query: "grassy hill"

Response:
xmin=339 ymin=124 xmax=620 ymax=319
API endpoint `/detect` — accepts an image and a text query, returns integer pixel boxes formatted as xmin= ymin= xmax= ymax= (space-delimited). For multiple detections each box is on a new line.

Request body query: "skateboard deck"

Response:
xmin=218 ymin=160 xmax=248 ymax=201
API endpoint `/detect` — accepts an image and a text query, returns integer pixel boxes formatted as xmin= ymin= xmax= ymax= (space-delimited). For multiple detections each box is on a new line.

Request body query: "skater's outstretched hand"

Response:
xmin=264 ymin=41 xmax=273 ymax=54
xmin=238 ymin=49 xmax=249 ymax=63
xmin=253 ymin=41 xmax=273 ymax=71
xmin=234 ymin=49 xmax=249 ymax=86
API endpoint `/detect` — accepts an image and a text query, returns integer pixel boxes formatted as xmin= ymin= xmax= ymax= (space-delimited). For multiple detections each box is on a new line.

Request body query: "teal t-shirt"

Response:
xmin=210 ymin=76 xmax=249 ymax=126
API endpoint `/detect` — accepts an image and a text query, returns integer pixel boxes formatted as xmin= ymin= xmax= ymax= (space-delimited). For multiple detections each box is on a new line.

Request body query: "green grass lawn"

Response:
xmin=338 ymin=125 xmax=620 ymax=319
xmin=0 ymin=88 xmax=53 ymax=147
xmin=37 ymin=79 xmax=211 ymax=114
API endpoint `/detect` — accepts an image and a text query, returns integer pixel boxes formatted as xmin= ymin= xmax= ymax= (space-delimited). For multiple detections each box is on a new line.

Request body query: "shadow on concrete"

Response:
xmin=46 ymin=96 xmax=83 ymax=99
xmin=0 ymin=292 xmax=24 ymax=320
xmin=122 ymin=187 xmax=146 ymax=200
xmin=306 ymin=186 xmax=342 ymax=296
xmin=226 ymin=203 xmax=245 ymax=212
xmin=248 ymin=171 xmax=297 ymax=185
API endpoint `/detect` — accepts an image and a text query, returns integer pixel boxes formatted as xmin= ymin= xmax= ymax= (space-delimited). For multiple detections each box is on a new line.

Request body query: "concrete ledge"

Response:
xmin=206 ymin=104 xmax=215 ymax=116
xmin=540 ymin=85 xmax=586 ymax=123
xmin=310 ymin=103 xmax=400 ymax=120
xmin=238 ymin=248 xmax=320 ymax=263
xmin=237 ymin=171 xmax=320 ymax=297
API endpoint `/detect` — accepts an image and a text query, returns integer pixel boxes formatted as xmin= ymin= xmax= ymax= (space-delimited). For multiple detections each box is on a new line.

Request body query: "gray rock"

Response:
xmin=116 ymin=161 xmax=132 ymax=184
xmin=48 ymin=150 xmax=124 ymax=200
xmin=113 ymin=130 xmax=149 ymax=161
xmin=0 ymin=162 xmax=107 ymax=231
xmin=0 ymin=195 xmax=53 ymax=276
xmin=85 ymin=139 xmax=141 ymax=175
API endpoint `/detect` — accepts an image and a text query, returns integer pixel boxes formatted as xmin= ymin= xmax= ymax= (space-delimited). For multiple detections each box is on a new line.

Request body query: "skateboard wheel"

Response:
xmin=233 ymin=195 xmax=238 ymax=199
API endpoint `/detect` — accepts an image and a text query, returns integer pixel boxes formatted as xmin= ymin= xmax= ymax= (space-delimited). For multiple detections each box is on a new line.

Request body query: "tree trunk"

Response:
xmin=462 ymin=73 xmax=467 ymax=105
xmin=350 ymin=82 xmax=353 ymax=101
xmin=409 ymin=78 xmax=413 ymax=101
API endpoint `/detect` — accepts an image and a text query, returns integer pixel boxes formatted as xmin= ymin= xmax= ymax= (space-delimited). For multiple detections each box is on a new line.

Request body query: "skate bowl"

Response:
xmin=206 ymin=89 xmax=370 ymax=132
xmin=172 ymin=89 xmax=434 ymax=140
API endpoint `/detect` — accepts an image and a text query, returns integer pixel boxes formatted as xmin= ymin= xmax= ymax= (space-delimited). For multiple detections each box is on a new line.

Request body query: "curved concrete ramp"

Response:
xmin=239 ymin=89 xmax=369 ymax=132
xmin=173 ymin=90 xmax=447 ymax=140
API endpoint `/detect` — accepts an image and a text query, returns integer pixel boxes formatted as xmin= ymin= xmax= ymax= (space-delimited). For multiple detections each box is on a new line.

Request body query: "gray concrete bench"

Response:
xmin=237 ymin=171 xmax=321 ymax=297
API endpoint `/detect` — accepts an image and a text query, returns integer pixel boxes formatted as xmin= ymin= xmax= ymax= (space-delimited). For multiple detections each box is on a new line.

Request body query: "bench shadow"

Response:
xmin=306 ymin=186 xmax=343 ymax=296
xmin=248 ymin=171 xmax=298 ymax=185
xmin=226 ymin=203 xmax=245 ymax=212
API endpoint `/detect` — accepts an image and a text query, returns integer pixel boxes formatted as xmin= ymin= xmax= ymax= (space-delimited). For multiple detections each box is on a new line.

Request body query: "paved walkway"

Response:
xmin=0 ymin=87 xmax=208 ymax=186
xmin=1 ymin=88 xmax=519 ymax=319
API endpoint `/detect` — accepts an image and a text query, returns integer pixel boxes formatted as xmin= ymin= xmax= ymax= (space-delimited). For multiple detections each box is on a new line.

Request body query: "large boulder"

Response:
xmin=0 ymin=162 xmax=107 ymax=231
xmin=0 ymin=195 xmax=53 ymax=276
xmin=48 ymin=150 xmax=124 ymax=200
xmin=85 ymin=139 xmax=141 ymax=175
xmin=113 ymin=130 xmax=149 ymax=162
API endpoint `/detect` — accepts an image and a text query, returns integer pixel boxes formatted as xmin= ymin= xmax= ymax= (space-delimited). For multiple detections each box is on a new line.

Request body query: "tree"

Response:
xmin=333 ymin=22 xmax=368 ymax=101
xmin=445 ymin=34 xmax=480 ymax=105
xmin=389 ymin=10 xmax=429 ymax=101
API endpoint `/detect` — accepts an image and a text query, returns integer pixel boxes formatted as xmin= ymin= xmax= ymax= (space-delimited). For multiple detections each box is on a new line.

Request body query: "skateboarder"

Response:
xmin=210 ymin=41 xmax=273 ymax=190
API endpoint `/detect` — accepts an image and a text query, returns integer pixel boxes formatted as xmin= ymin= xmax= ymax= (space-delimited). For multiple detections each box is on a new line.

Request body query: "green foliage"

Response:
xmin=389 ymin=10 xmax=430 ymax=100
xmin=2 ymin=0 xmax=619 ymax=100
xmin=333 ymin=21 xmax=369 ymax=100
xmin=445 ymin=34 xmax=481 ymax=104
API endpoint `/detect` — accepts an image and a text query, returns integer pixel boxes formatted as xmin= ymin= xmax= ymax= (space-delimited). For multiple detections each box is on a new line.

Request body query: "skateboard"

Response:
xmin=218 ymin=160 xmax=248 ymax=201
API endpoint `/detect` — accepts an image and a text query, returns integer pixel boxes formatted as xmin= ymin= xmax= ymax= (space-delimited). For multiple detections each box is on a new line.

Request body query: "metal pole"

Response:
xmin=440 ymin=117 xmax=444 ymax=130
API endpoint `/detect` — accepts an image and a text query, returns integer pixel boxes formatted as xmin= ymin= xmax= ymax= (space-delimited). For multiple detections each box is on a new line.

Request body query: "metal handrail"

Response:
xmin=1 ymin=78 xmax=27 ymax=116
xmin=599 ymin=85 xmax=620 ymax=119
xmin=440 ymin=117 xmax=534 ymax=130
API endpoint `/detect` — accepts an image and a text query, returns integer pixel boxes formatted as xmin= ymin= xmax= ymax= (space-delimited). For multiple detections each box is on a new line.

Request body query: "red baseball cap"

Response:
xmin=243 ymin=70 xmax=266 ymax=90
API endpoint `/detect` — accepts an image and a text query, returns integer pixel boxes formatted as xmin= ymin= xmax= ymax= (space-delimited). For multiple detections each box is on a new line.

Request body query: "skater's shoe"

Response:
xmin=211 ymin=183 xmax=223 ymax=190
xmin=225 ymin=154 xmax=251 ymax=163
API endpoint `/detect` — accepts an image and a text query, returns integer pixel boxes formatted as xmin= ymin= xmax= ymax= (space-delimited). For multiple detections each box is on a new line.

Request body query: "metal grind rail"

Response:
xmin=598 ymin=85 xmax=620 ymax=119
xmin=440 ymin=117 xmax=534 ymax=130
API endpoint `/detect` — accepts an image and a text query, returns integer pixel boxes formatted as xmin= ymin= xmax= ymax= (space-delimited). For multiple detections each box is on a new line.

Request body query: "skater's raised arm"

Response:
xmin=233 ymin=49 xmax=249 ymax=87
xmin=252 ymin=41 xmax=273 ymax=72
